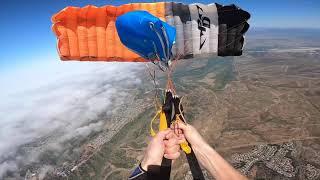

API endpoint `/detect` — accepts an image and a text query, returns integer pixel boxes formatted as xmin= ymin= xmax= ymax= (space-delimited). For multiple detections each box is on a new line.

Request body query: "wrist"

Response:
xmin=141 ymin=155 xmax=160 ymax=171
xmin=141 ymin=156 xmax=150 ymax=171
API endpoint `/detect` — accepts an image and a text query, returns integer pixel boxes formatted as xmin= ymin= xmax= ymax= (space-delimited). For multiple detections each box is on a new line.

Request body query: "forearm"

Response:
xmin=192 ymin=142 xmax=247 ymax=180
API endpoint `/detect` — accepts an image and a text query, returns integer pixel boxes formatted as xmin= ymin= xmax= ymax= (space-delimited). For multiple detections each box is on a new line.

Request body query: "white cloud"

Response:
xmin=0 ymin=161 xmax=18 ymax=177
xmin=0 ymin=59 xmax=144 ymax=178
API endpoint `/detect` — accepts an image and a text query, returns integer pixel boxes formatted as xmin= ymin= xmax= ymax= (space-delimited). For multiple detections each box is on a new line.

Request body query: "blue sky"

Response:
xmin=0 ymin=0 xmax=319 ymax=70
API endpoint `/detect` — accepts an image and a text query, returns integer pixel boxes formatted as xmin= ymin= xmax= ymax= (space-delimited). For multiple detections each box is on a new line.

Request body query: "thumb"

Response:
xmin=176 ymin=120 xmax=188 ymax=131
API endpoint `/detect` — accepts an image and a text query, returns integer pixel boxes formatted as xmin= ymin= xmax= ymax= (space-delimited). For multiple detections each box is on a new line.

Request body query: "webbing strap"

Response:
xmin=172 ymin=95 xmax=205 ymax=180
xmin=150 ymin=90 xmax=205 ymax=180
xmin=186 ymin=150 xmax=205 ymax=180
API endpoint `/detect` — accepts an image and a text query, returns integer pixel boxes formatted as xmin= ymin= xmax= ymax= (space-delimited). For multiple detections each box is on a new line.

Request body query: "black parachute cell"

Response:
xmin=216 ymin=3 xmax=250 ymax=56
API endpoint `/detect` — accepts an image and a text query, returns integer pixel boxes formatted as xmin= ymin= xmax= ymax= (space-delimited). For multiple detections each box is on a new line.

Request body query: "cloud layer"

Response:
xmin=0 ymin=60 xmax=144 ymax=178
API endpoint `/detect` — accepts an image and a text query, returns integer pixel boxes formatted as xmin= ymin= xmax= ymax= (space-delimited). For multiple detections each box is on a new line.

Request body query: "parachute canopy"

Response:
xmin=52 ymin=2 xmax=250 ymax=62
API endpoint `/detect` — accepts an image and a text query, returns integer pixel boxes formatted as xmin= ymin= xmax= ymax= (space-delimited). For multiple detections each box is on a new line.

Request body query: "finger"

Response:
xmin=174 ymin=123 xmax=179 ymax=135
xmin=165 ymin=130 xmax=175 ymax=140
xmin=165 ymin=145 xmax=180 ymax=154
xmin=170 ymin=123 xmax=175 ymax=129
xmin=176 ymin=120 xmax=187 ymax=131
xmin=165 ymin=137 xmax=179 ymax=147
xmin=177 ymin=133 xmax=186 ymax=140
xmin=164 ymin=152 xmax=181 ymax=160
xmin=155 ymin=129 xmax=171 ymax=140
xmin=164 ymin=139 xmax=175 ymax=147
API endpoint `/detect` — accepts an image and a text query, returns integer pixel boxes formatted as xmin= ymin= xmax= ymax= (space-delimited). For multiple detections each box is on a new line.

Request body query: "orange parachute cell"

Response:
xmin=52 ymin=3 xmax=166 ymax=62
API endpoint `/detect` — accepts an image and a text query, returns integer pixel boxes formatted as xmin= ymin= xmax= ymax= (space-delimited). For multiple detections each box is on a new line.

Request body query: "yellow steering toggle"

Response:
xmin=150 ymin=109 xmax=191 ymax=154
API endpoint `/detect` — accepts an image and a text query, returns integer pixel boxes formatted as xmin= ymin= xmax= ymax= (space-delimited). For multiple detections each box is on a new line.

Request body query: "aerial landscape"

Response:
xmin=1 ymin=1 xmax=320 ymax=180
xmin=22 ymin=28 xmax=320 ymax=180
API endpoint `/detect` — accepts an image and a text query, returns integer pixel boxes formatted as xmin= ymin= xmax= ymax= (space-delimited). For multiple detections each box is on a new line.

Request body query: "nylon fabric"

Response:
xmin=52 ymin=2 xmax=250 ymax=62
xmin=116 ymin=11 xmax=176 ymax=62
xmin=52 ymin=3 xmax=166 ymax=62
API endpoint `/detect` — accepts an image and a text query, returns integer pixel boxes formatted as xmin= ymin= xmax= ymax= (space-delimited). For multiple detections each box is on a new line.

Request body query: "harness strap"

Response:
xmin=172 ymin=95 xmax=205 ymax=180
xmin=150 ymin=90 xmax=205 ymax=180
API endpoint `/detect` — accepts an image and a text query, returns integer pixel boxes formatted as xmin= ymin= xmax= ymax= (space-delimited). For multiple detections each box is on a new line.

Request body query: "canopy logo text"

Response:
xmin=196 ymin=5 xmax=211 ymax=50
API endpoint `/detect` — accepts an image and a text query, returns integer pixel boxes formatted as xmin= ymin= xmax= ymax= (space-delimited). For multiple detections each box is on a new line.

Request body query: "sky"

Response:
xmin=0 ymin=0 xmax=319 ymax=70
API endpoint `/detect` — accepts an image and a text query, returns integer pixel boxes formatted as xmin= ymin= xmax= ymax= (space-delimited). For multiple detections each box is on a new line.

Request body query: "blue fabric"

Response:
xmin=116 ymin=11 xmax=176 ymax=62
xmin=128 ymin=164 xmax=145 ymax=179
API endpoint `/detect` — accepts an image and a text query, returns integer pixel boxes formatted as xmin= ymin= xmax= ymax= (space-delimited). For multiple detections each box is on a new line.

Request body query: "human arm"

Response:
xmin=175 ymin=121 xmax=247 ymax=180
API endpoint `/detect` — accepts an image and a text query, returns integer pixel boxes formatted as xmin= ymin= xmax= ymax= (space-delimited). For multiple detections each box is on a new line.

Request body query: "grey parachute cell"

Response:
xmin=164 ymin=2 xmax=250 ymax=59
